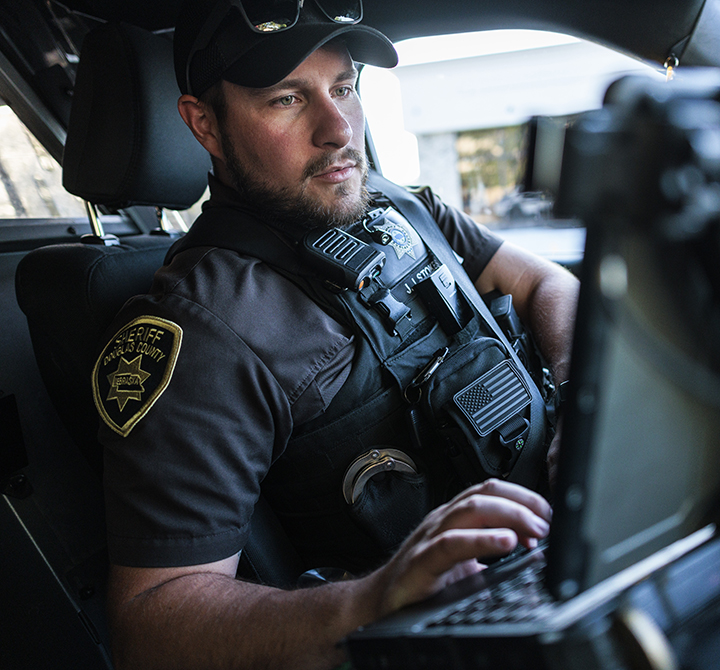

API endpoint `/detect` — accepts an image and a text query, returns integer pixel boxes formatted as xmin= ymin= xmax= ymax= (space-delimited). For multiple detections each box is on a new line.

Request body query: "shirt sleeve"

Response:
xmin=99 ymin=247 xmax=353 ymax=568
xmin=413 ymin=186 xmax=504 ymax=283
xmin=100 ymin=292 xmax=292 ymax=568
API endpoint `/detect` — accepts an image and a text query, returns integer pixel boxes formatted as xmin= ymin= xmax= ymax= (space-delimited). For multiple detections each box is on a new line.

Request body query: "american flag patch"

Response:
xmin=453 ymin=361 xmax=531 ymax=437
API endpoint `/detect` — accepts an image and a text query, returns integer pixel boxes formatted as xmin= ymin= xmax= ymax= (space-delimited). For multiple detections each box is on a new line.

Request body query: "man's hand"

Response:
xmin=108 ymin=479 xmax=551 ymax=670
xmin=364 ymin=478 xmax=552 ymax=619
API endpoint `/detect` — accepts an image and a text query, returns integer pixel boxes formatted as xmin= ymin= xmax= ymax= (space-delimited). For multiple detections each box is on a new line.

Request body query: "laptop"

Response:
xmin=345 ymin=80 xmax=720 ymax=669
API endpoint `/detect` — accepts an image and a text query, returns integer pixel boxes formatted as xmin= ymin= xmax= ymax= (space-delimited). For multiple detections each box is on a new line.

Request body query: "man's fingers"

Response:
xmin=377 ymin=480 xmax=553 ymax=616
xmin=381 ymin=528 xmax=518 ymax=613
xmin=451 ymin=479 xmax=552 ymax=523
xmin=419 ymin=528 xmax=519 ymax=576
xmin=426 ymin=491 xmax=550 ymax=544
xmin=381 ymin=528 xmax=517 ymax=614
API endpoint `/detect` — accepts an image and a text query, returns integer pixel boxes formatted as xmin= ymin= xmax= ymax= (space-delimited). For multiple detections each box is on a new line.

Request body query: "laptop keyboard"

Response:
xmin=423 ymin=564 xmax=557 ymax=628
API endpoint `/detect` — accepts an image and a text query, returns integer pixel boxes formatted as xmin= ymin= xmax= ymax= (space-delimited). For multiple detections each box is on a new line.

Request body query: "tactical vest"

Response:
xmin=166 ymin=173 xmax=549 ymax=573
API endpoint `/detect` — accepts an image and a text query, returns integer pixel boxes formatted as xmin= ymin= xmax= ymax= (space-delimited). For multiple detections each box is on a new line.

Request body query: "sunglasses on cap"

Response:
xmin=185 ymin=0 xmax=363 ymax=95
xmin=239 ymin=0 xmax=362 ymax=33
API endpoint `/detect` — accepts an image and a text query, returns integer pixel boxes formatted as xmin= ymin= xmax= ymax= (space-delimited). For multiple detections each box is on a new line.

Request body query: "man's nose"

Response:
xmin=311 ymin=96 xmax=353 ymax=149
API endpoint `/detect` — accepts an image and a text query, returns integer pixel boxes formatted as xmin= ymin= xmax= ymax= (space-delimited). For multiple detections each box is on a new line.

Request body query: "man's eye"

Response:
xmin=336 ymin=86 xmax=353 ymax=97
xmin=278 ymin=95 xmax=296 ymax=106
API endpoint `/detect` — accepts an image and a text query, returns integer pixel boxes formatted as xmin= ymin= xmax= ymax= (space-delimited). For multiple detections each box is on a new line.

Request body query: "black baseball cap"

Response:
xmin=174 ymin=0 xmax=398 ymax=97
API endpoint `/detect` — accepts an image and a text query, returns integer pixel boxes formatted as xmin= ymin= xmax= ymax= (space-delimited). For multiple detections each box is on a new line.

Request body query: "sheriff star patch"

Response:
xmin=92 ymin=316 xmax=182 ymax=437
xmin=373 ymin=210 xmax=421 ymax=261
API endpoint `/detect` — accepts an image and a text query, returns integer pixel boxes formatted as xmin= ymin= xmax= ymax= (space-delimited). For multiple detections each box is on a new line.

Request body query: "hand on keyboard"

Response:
xmin=362 ymin=478 xmax=552 ymax=619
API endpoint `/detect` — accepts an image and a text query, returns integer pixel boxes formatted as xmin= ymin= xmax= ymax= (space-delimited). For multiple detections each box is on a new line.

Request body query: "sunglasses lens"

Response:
xmin=239 ymin=0 xmax=300 ymax=32
xmin=316 ymin=0 xmax=362 ymax=23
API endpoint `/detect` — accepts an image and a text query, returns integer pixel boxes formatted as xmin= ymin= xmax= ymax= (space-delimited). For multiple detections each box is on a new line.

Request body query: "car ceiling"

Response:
xmin=55 ymin=0 xmax=706 ymax=64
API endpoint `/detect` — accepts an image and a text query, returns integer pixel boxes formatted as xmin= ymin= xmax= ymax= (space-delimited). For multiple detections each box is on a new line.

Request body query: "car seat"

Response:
xmin=15 ymin=21 xmax=304 ymax=589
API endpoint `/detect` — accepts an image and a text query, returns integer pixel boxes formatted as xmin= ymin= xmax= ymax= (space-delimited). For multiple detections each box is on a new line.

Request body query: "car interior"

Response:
xmin=2 ymin=1 xmax=720 ymax=668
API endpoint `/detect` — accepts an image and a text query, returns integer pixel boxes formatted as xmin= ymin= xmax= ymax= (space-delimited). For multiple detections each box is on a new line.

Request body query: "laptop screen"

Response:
xmin=547 ymin=74 xmax=720 ymax=600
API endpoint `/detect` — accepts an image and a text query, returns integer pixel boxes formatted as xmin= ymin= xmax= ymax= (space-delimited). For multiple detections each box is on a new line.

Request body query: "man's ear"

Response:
xmin=177 ymin=94 xmax=225 ymax=161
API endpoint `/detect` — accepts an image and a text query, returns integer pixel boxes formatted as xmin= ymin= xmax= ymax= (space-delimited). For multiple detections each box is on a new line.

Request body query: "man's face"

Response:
xmin=214 ymin=44 xmax=369 ymax=230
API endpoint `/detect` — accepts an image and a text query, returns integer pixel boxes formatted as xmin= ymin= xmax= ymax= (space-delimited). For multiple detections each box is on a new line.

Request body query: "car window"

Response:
xmin=0 ymin=99 xmax=206 ymax=238
xmin=360 ymin=29 xmax=665 ymax=231
xmin=0 ymin=104 xmax=85 ymax=219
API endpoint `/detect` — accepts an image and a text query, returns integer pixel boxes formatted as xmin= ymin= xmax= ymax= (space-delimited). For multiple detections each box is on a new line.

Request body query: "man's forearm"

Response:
xmin=514 ymin=262 xmax=579 ymax=485
xmin=110 ymin=569 xmax=380 ymax=670
xmin=474 ymin=241 xmax=579 ymax=385
xmin=522 ymin=267 xmax=579 ymax=384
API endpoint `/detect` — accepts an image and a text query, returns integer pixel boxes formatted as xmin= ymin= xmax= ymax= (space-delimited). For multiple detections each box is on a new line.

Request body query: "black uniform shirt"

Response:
xmin=96 ymin=178 xmax=503 ymax=567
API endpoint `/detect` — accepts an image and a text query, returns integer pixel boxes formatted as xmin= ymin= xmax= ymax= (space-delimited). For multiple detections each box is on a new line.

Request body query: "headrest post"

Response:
xmin=82 ymin=200 xmax=120 ymax=246
xmin=166 ymin=209 xmax=189 ymax=233
xmin=155 ymin=205 xmax=164 ymax=231
xmin=155 ymin=206 xmax=189 ymax=235
xmin=85 ymin=200 xmax=104 ymax=237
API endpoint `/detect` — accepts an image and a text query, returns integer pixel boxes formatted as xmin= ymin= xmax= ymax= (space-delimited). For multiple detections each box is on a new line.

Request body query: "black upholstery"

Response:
xmin=16 ymin=22 xmax=305 ymax=587
xmin=15 ymin=237 xmax=174 ymax=473
xmin=62 ymin=22 xmax=211 ymax=209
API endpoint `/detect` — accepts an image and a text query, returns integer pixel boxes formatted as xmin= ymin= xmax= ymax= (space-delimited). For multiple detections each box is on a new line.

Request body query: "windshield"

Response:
xmin=360 ymin=29 xmax=664 ymax=230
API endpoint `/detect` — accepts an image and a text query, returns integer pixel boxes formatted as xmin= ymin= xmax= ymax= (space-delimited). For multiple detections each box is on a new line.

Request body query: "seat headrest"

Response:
xmin=62 ymin=22 xmax=211 ymax=210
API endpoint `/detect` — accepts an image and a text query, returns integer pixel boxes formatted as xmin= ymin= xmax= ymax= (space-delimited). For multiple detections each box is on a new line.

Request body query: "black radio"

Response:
xmin=299 ymin=227 xmax=386 ymax=291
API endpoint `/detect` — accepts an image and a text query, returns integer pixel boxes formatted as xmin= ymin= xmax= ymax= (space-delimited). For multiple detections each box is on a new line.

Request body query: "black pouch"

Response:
xmin=348 ymin=466 xmax=430 ymax=553
xmin=419 ymin=336 xmax=538 ymax=482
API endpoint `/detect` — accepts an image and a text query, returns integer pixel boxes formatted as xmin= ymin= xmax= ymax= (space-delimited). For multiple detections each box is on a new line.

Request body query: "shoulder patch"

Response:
xmin=92 ymin=316 xmax=183 ymax=437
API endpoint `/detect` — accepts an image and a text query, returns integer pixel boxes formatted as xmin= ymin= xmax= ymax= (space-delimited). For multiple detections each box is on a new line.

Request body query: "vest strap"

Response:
xmin=367 ymin=173 xmax=548 ymax=488
xmin=367 ymin=173 xmax=514 ymax=354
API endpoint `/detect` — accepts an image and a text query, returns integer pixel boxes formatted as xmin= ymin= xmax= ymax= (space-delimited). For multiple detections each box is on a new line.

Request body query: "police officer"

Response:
xmin=96 ymin=1 xmax=578 ymax=668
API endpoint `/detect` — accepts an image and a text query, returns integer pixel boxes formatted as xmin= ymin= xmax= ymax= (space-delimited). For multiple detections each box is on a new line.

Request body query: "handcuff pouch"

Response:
xmin=348 ymin=464 xmax=429 ymax=553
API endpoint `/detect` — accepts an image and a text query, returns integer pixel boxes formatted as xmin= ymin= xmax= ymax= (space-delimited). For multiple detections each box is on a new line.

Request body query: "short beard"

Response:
xmin=220 ymin=129 xmax=370 ymax=234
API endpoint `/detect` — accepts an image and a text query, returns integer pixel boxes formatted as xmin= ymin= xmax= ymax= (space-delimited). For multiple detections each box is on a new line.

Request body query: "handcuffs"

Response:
xmin=342 ymin=448 xmax=418 ymax=505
